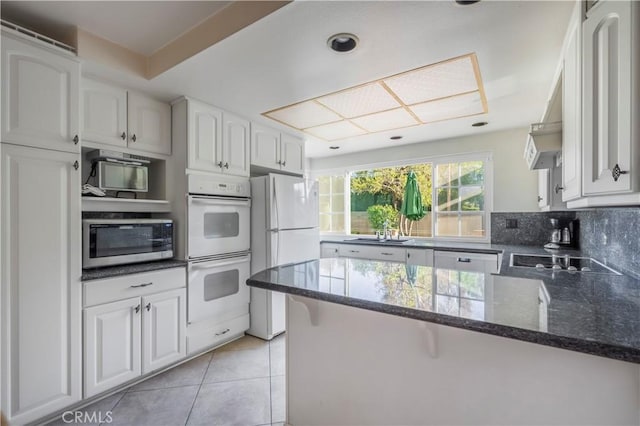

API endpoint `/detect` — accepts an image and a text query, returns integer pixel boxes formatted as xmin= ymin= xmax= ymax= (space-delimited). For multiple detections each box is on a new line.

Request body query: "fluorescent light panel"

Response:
xmin=263 ymin=53 xmax=487 ymax=141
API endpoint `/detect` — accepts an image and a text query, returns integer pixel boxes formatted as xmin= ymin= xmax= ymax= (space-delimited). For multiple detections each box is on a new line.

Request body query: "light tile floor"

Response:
xmin=46 ymin=334 xmax=285 ymax=426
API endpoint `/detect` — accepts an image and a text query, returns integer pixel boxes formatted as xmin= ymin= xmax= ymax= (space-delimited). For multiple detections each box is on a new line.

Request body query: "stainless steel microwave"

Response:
xmin=96 ymin=159 xmax=148 ymax=192
xmin=82 ymin=219 xmax=174 ymax=268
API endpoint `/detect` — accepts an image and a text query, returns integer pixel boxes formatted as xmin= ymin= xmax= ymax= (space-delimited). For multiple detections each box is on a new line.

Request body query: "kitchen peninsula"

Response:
xmin=247 ymin=256 xmax=640 ymax=425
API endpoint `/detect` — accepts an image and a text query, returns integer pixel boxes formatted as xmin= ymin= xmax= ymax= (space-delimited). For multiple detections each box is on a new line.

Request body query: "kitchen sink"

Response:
xmin=510 ymin=253 xmax=621 ymax=275
xmin=346 ymin=237 xmax=415 ymax=245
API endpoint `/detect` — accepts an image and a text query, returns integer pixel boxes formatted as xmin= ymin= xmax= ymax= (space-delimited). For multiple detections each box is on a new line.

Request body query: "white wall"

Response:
xmin=308 ymin=127 xmax=538 ymax=212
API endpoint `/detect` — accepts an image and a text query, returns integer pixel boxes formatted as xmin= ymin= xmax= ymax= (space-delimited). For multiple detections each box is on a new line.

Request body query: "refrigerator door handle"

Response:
xmin=272 ymin=176 xmax=279 ymax=231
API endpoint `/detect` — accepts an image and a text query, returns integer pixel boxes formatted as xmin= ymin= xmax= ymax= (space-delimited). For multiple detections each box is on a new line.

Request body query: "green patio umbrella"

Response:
xmin=400 ymin=171 xmax=425 ymax=236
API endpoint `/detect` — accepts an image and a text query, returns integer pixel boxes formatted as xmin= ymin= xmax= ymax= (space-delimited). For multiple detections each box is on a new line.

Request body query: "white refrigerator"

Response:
xmin=248 ymin=173 xmax=319 ymax=340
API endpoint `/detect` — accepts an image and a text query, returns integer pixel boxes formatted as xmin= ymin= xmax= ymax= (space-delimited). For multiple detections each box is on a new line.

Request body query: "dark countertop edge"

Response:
xmin=321 ymin=239 xmax=504 ymax=254
xmin=247 ymin=278 xmax=640 ymax=365
xmin=82 ymin=260 xmax=187 ymax=281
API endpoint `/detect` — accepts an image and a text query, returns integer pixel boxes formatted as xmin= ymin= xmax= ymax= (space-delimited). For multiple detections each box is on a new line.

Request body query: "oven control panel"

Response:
xmin=188 ymin=174 xmax=250 ymax=197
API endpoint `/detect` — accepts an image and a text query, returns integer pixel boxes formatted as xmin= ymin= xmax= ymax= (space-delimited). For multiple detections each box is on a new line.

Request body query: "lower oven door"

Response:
xmin=188 ymin=196 xmax=251 ymax=259
xmin=188 ymin=254 xmax=251 ymax=324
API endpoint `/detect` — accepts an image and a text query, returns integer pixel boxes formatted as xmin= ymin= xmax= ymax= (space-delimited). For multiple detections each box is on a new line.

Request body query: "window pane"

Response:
xmin=319 ymin=195 xmax=331 ymax=213
xmin=460 ymin=213 xmax=485 ymax=237
xmin=332 ymin=194 xmax=344 ymax=212
xmin=437 ymin=163 xmax=459 ymax=187
xmin=319 ymin=214 xmax=331 ymax=232
xmin=333 ymin=175 xmax=345 ymax=193
xmin=436 ymin=213 xmax=459 ymax=236
xmin=437 ymin=187 xmax=459 ymax=211
xmin=460 ymin=186 xmax=484 ymax=211
xmin=332 ymin=213 xmax=345 ymax=232
xmin=319 ymin=176 xmax=331 ymax=193
xmin=459 ymin=161 xmax=484 ymax=185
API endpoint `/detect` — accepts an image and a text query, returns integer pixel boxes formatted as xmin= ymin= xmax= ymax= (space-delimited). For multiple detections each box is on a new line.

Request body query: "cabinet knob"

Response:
xmin=134 ymin=304 xmax=141 ymax=314
xmin=73 ymin=160 xmax=79 ymax=170
xmin=121 ymin=132 xmax=126 ymax=140
xmin=537 ymin=196 xmax=543 ymax=202
xmin=282 ymin=161 xmax=286 ymax=167
xmin=73 ymin=135 xmax=79 ymax=145
xmin=224 ymin=162 xmax=229 ymax=169
xmin=217 ymin=161 xmax=223 ymax=168
xmin=554 ymin=184 xmax=564 ymax=194
xmin=145 ymin=302 xmax=151 ymax=312
xmin=131 ymin=134 xmax=137 ymax=142
xmin=215 ymin=328 xmax=230 ymax=336
xmin=277 ymin=160 xmax=282 ymax=165
xmin=612 ymin=164 xmax=629 ymax=182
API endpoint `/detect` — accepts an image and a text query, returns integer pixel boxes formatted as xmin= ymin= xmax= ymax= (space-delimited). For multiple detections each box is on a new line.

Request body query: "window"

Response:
xmin=315 ymin=154 xmax=491 ymax=240
xmin=319 ymin=175 xmax=345 ymax=233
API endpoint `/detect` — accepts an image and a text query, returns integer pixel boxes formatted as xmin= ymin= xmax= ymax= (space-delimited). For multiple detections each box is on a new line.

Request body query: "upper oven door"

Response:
xmin=187 ymin=195 xmax=251 ymax=259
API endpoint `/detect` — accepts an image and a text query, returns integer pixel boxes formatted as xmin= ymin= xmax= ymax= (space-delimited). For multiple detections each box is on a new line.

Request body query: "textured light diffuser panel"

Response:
xmin=263 ymin=53 xmax=487 ymax=141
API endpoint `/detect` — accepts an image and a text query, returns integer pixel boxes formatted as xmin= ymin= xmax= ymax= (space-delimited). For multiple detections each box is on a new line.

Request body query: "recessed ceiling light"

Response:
xmin=455 ymin=0 xmax=480 ymax=5
xmin=327 ymin=33 xmax=358 ymax=53
xmin=390 ymin=136 xmax=403 ymax=140
xmin=472 ymin=121 xmax=488 ymax=127
xmin=329 ymin=146 xmax=340 ymax=150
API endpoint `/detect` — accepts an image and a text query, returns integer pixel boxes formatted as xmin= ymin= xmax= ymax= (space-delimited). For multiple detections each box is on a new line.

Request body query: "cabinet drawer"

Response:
xmin=434 ymin=251 xmax=498 ymax=273
xmin=339 ymin=245 xmax=405 ymax=262
xmin=406 ymin=249 xmax=434 ymax=266
xmin=320 ymin=243 xmax=341 ymax=258
xmin=83 ymin=267 xmax=186 ymax=307
xmin=187 ymin=314 xmax=250 ymax=355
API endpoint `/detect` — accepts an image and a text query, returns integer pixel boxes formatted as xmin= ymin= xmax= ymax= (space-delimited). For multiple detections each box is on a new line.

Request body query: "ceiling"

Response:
xmin=1 ymin=1 xmax=574 ymax=159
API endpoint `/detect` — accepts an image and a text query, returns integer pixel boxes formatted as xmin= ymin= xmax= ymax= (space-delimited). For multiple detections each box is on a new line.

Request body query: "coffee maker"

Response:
xmin=544 ymin=218 xmax=577 ymax=249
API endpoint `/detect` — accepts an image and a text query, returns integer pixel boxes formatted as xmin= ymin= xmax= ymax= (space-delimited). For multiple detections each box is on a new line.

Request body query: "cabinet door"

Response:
xmin=128 ymin=92 xmax=171 ymax=155
xmin=562 ymin=13 xmax=582 ymax=202
xmin=84 ymin=297 xmax=142 ymax=398
xmin=82 ymin=78 xmax=128 ymax=148
xmin=582 ymin=0 xmax=633 ymax=195
xmin=251 ymin=123 xmax=280 ymax=169
xmin=222 ymin=112 xmax=250 ymax=177
xmin=320 ymin=243 xmax=341 ymax=258
xmin=1 ymin=34 xmax=80 ymax=153
xmin=142 ymin=289 xmax=186 ymax=374
xmin=537 ymin=169 xmax=550 ymax=209
xmin=188 ymin=99 xmax=223 ymax=172
xmin=1 ymin=144 xmax=81 ymax=424
xmin=280 ymin=133 xmax=305 ymax=175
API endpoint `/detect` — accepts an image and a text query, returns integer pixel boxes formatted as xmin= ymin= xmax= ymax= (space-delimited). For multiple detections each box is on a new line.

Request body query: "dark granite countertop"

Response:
xmin=321 ymin=238 xmax=505 ymax=254
xmin=82 ymin=259 xmax=187 ymax=281
xmin=248 ymin=250 xmax=640 ymax=364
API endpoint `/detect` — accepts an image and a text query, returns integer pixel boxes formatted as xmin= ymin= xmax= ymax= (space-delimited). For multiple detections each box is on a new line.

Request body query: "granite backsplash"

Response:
xmin=492 ymin=208 xmax=640 ymax=277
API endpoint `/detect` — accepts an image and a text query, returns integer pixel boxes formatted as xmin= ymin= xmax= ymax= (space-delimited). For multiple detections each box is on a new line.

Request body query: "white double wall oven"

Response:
xmin=185 ymin=174 xmax=252 ymax=329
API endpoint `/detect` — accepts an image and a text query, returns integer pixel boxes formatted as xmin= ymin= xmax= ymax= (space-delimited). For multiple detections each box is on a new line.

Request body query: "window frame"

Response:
xmin=311 ymin=151 xmax=493 ymax=243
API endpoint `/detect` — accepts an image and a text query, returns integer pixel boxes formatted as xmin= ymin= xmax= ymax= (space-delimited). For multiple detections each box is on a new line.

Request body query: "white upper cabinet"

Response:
xmin=251 ymin=123 xmax=305 ymax=175
xmin=128 ymin=92 xmax=172 ymax=155
xmin=1 ymin=31 xmax=80 ymax=153
xmin=582 ymin=0 xmax=637 ymax=195
xmin=561 ymin=5 xmax=582 ymax=202
xmin=223 ymin=112 xmax=250 ymax=177
xmin=82 ymin=79 xmax=171 ymax=156
xmin=1 ymin=143 xmax=81 ymax=424
xmin=188 ymin=99 xmax=223 ymax=172
xmin=82 ymin=78 xmax=128 ymax=148
xmin=175 ymin=97 xmax=249 ymax=177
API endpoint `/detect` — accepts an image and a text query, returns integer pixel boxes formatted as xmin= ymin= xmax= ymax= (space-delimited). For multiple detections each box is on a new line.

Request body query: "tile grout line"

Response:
xmin=97 ymin=391 xmax=127 ymax=426
xmin=183 ymin=350 xmax=216 ymax=426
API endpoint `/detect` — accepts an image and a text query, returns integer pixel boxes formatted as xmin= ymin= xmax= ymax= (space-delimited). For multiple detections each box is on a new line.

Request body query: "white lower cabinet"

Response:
xmin=406 ymin=248 xmax=434 ymax=266
xmin=337 ymin=244 xmax=406 ymax=262
xmin=83 ymin=270 xmax=186 ymax=398
xmin=320 ymin=243 xmax=342 ymax=258
xmin=434 ymin=250 xmax=499 ymax=274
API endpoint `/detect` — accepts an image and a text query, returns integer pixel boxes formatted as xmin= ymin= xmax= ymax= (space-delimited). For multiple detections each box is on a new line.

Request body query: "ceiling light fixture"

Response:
xmin=472 ymin=121 xmax=488 ymax=127
xmin=329 ymin=146 xmax=340 ymax=150
xmin=327 ymin=33 xmax=358 ymax=53
xmin=390 ymin=136 xmax=403 ymax=140
xmin=455 ymin=0 xmax=481 ymax=5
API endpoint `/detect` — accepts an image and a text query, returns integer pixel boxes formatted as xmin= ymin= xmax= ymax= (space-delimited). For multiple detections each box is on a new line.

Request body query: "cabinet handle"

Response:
xmin=73 ymin=135 xmax=79 ymax=145
xmin=407 ymin=253 xmax=411 ymax=258
xmin=348 ymin=250 xmax=360 ymax=253
xmin=121 ymin=132 xmax=126 ymax=140
xmin=277 ymin=160 xmax=282 ymax=165
xmin=131 ymin=134 xmax=137 ymax=142
xmin=380 ymin=252 xmax=394 ymax=256
xmin=130 ymin=282 xmax=153 ymax=288
xmin=215 ymin=328 xmax=230 ymax=336
xmin=554 ymin=184 xmax=564 ymax=194
xmin=134 ymin=304 xmax=141 ymax=314
xmin=217 ymin=161 xmax=223 ymax=168
xmin=73 ymin=161 xmax=79 ymax=170
xmin=282 ymin=161 xmax=286 ymax=167
xmin=224 ymin=162 xmax=229 ymax=169
xmin=145 ymin=302 xmax=151 ymax=312
xmin=457 ymin=258 xmax=472 ymax=263
xmin=537 ymin=196 xmax=543 ymax=202
xmin=612 ymin=164 xmax=629 ymax=182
